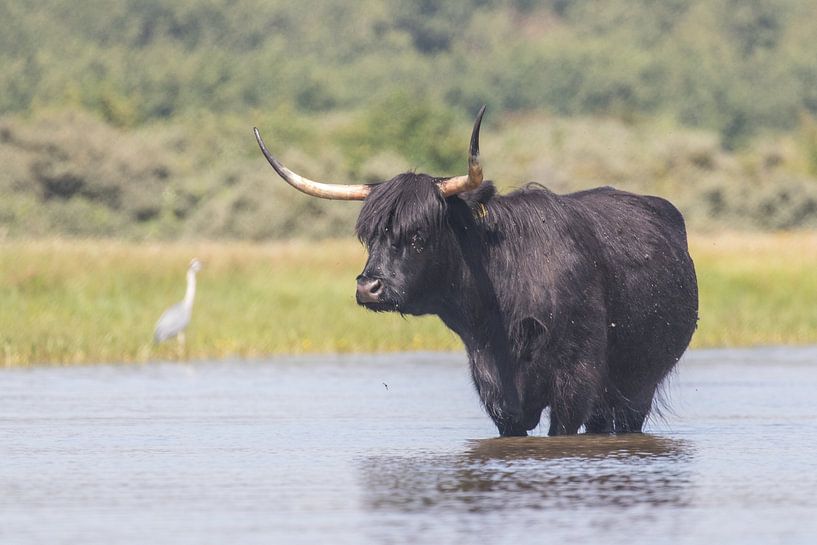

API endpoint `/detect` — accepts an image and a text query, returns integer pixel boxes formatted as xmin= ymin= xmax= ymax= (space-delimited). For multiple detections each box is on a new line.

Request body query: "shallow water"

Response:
xmin=1 ymin=348 xmax=816 ymax=545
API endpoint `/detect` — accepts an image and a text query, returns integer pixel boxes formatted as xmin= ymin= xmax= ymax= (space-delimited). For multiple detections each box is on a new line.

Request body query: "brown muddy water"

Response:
xmin=1 ymin=348 xmax=816 ymax=545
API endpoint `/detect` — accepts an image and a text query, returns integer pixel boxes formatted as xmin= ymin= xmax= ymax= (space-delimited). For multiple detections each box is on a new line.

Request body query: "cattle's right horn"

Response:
xmin=437 ymin=105 xmax=486 ymax=197
xmin=253 ymin=127 xmax=374 ymax=201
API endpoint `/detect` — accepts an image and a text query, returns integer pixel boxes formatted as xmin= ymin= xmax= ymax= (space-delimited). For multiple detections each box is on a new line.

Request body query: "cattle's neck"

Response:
xmin=434 ymin=233 xmax=526 ymax=434
xmin=435 ymin=215 xmax=502 ymax=336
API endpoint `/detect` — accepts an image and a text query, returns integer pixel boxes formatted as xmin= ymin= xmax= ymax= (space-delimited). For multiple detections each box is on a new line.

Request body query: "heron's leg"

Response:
xmin=177 ymin=332 xmax=186 ymax=355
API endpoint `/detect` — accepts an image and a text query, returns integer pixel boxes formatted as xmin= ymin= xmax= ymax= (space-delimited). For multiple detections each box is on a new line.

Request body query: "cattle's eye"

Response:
xmin=410 ymin=232 xmax=426 ymax=253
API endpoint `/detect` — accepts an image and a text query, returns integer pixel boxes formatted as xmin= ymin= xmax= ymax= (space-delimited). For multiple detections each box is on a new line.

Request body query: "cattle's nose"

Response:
xmin=356 ymin=275 xmax=383 ymax=303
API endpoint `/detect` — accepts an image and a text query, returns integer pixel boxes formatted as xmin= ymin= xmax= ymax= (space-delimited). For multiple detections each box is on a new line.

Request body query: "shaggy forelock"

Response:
xmin=355 ymin=173 xmax=448 ymax=245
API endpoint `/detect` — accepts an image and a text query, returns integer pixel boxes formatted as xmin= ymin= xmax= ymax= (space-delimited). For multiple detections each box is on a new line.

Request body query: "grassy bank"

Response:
xmin=691 ymin=232 xmax=817 ymax=347
xmin=2 ymin=233 xmax=816 ymax=366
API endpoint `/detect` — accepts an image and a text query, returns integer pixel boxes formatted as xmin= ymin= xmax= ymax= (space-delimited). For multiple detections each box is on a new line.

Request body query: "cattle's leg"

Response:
xmin=497 ymin=419 xmax=528 ymax=437
xmin=488 ymin=403 xmax=527 ymax=437
xmin=547 ymin=393 xmax=595 ymax=436
xmin=548 ymin=405 xmax=586 ymax=436
xmin=613 ymin=390 xmax=655 ymax=433
xmin=547 ymin=362 xmax=603 ymax=436
xmin=521 ymin=402 xmax=547 ymax=432
xmin=584 ymin=403 xmax=614 ymax=434
xmin=614 ymin=409 xmax=647 ymax=433
xmin=469 ymin=354 xmax=527 ymax=437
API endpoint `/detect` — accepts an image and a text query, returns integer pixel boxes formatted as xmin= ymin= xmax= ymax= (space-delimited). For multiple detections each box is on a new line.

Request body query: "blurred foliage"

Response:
xmin=4 ymin=0 xmax=816 ymax=137
xmin=2 ymin=0 xmax=817 ymax=238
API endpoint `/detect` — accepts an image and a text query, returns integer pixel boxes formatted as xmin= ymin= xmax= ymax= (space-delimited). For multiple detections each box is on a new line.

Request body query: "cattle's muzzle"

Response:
xmin=356 ymin=275 xmax=384 ymax=304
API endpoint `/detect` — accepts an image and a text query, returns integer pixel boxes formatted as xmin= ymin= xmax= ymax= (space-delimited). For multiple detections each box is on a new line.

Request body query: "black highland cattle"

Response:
xmin=254 ymin=107 xmax=698 ymax=437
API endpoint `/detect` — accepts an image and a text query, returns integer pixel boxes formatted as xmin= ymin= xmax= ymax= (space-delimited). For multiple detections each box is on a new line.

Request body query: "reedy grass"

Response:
xmin=1 ymin=233 xmax=816 ymax=367
xmin=690 ymin=232 xmax=817 ymax=347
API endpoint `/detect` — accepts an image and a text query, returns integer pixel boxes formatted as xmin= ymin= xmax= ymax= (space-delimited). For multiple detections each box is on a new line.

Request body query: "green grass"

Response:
xmin=2 ymin=234 xmax=817 ymax=366
xmin=0 ymin=239 xmax=460 ymax=366
xmin=691 ymin=232 xmax=817 ymax=347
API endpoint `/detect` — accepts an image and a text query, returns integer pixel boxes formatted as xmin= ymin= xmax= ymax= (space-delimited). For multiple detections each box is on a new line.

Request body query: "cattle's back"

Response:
xmin=565 ymin=186 xmax=698 ymax=386
xmin=462 ymin=183 xmax=697 ymax=360
xmin=566 ymin=186 xmax=691 ymax=267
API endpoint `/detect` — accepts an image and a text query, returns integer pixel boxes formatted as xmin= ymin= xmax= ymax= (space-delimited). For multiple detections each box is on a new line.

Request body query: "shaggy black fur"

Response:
xmin=355 ymin=174 xmax=698 ymax=437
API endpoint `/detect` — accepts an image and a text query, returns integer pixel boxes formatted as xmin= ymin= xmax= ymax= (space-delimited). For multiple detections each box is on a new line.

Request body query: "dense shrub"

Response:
xmin=3 ymin=109 xmax=817 ymax=239
xmin=3 ymin=1 xmax=817 ymax=238
xmin=2 ymin=0 xmax=817 ymax=144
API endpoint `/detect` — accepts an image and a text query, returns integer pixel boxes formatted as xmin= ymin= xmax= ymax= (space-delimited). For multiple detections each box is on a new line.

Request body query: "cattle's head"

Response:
xmin=254 ymin=106 xmax=486 ymax=315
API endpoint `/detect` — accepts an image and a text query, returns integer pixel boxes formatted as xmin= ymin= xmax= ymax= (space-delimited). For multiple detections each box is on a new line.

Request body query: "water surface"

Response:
xmin=1 ymin=348 xmax=816 ymax=544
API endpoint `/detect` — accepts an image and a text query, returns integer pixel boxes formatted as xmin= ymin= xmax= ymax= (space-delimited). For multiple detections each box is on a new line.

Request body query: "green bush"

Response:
xmin=3 ymin=0 xmax=817 ymax=238
xmin=3 ymin=0 xmax=817 ymax=142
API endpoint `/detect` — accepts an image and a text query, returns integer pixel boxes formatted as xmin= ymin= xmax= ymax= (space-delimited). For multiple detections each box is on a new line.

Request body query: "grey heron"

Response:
xmin=154 ymin=258 xmax=202 ymax=346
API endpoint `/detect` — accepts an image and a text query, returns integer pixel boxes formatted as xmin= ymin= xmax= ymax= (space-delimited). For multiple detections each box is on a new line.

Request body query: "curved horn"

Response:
xmin=437 ymin=105 xmax=486 ymax=197
xmin=253 ymin=127 xmax=372 ymax=201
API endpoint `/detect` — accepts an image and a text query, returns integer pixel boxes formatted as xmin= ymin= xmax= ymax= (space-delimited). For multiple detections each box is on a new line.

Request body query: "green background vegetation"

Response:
xmin=2 ymin=1 xmax=817 ymax=364
xmin=2 ymin=0 xmax=817 ymax=239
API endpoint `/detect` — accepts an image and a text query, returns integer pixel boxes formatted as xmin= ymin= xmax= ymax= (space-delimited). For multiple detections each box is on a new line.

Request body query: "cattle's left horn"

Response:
xmin=437 ymin=105 xmax=485 ymax=197
xmin=253 ymin=127 xmax=373 ymax=201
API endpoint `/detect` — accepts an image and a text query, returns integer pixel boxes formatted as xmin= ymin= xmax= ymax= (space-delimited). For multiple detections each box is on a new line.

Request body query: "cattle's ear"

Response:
xmin=457 ymin=181 xmax=496 ymax=208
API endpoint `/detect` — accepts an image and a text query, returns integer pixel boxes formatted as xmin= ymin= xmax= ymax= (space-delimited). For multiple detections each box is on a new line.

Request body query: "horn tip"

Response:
xmin=469 ymin=106 xmax=486 ymax=158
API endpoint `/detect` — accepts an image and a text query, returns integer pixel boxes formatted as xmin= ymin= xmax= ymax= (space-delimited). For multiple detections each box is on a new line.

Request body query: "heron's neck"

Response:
xmin=184 ymin=270 xmax=197 ymax=309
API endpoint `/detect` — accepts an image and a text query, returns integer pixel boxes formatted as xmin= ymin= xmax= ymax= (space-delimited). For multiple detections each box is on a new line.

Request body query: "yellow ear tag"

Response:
xmin=474 ymin=202 xmax=488 ymax=220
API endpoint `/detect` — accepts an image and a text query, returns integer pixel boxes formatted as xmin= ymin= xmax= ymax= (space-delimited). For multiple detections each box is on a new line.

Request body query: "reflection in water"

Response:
xmin=360 ymin=435 xmax=693 ymax=512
